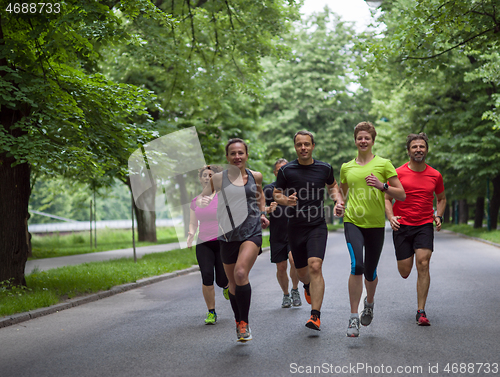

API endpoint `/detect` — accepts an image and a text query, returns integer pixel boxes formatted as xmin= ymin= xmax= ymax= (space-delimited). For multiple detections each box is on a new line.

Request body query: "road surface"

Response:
xmin=1 ymin=229 xmax=499 ymax=377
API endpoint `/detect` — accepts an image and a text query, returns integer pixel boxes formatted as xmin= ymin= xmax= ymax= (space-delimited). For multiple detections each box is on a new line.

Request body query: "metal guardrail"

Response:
xmin=28 ymin=218 xmax=182 ymax=233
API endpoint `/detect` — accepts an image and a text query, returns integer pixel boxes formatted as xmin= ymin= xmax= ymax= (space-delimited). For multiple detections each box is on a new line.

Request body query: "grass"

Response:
xmin=1 ymin=248 xmax=197 ymax=317
xmin=2 ymin=231 xmax=271 ymax=317
xmin=442 ymin=223 xmax=500 ymax=244
xmin=30 ymin=227 xmax=179 ymax=259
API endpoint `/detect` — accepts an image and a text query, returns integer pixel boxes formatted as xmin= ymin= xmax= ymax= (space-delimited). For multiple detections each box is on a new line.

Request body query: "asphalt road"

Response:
xmin=1 ymin=229 xmax=499 ymax=377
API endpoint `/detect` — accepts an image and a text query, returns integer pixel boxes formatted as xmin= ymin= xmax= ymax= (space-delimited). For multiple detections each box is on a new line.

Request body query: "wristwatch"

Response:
xmin=436 ymin=215 xmax=443 ymax=223
xmin=382 ymin=183 xmax=389 ymax=192
xmin=260 ymin=211 xmax=267 ymax=216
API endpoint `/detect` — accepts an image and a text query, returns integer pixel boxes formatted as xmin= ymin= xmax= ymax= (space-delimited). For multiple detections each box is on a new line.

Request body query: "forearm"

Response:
xmin=384 ymin=198 xmax=395 ymax=219
xmin=436 ymin=197 xmax=447 ymax=217
xmin=385 ymin=186 xmax=405 ymax=201
xmin=273 ymin=189 xmax=288 ymax=206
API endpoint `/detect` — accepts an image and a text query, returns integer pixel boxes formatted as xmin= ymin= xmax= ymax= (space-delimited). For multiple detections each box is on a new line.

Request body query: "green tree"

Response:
xmin=260 ymin=8 xmax=373 ymax=174
xmin=366 ymin=0 xmax=500 ymax=228
xmin=0 ymin=1 xmax=168 ymax=286
xmin=100 ymin=0 xmax=300 ymax=236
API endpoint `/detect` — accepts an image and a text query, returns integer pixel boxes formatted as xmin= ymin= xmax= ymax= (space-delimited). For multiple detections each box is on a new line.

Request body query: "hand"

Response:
xmin=261 ymin=215 xmax=270 ymax=229
xmin=433 ymin=214 xmax=442 ymax=232
xmin=334 ymin=201 xmax=345 ymax=217
xmin=187 ymin=232 xmax=195 ymax=248
xmin=269 ymin=202 xmax=278 ymax=213
xmin=287 ymin=192 xmax=298 ymax=206
xmin=365 ymin=173 xmax=383 ymax=190
xmin=199 ymin=195 xmax=212 ymax=208
xmin=389 ymin=216 xmax=401 ymax=231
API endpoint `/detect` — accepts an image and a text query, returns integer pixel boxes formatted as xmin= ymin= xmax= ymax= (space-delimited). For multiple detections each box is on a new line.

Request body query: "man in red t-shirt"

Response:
xmin=385 ymin=133 xmax=446 ymax=326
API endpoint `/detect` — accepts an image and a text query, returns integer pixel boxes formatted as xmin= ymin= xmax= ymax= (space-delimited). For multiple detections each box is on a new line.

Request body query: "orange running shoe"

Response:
xmin=237 ymin=321 xmax=252 ymax=342
xmin=304 ymin=285 xmax=311 ymax=305
xmin=305 ymin=314 xmax=321 ymax=331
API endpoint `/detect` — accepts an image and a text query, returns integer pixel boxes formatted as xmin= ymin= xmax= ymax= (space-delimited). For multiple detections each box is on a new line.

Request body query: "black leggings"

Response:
xmin=196 ymin=240 xmax=228 ymax=288
xmin=344 ymin=222 xmax=385 ymax=282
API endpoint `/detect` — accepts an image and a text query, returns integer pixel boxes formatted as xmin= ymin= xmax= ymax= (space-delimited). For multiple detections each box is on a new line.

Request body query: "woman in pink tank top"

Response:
xmin=187 ymin=165 xmax=229 ymax=325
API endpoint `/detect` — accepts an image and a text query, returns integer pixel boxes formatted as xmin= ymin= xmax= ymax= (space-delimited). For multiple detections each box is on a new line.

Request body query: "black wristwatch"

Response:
xmin=436 ymin=215 xmax=443 ymax=223
xmin=382 ymin=183 xmax=389 ymax=192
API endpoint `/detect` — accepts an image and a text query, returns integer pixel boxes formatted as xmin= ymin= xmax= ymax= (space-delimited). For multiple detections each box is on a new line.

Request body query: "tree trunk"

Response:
xmin=125 ymin=178 xmax=157 ymax=242
xmin=443 ymin=202 xmax=450 ymax=223
xmin=490 ymin=175 xmax=500 ymax=230
xmin=474 ymin=196 xmax=485 ymax=229
xmin=458 ymin=199 xmax=469 ymax=224
xmin=0 ymin=109 xmax=31 ymax=286
xmin=134 ymin=202 xmax=157 ymax=242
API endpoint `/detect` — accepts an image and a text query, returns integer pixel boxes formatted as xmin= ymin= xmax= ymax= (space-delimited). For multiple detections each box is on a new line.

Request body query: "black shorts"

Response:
xmin=270 ymin=242 xmax=290 ymax=264
xmin=219 ymin=236 xmax=262 ymax=265
xmin=288 ymin=222 xmax=328 ymax=270
xmin=392 ymin=223 xmax=434 ymax=261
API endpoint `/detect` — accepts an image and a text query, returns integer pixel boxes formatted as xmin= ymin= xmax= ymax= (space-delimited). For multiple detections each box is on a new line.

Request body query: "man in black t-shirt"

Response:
xmin=273 ymin=131 xmax=342 ymax=331
xmin=263 ymin=158 xmax=301 ymax=309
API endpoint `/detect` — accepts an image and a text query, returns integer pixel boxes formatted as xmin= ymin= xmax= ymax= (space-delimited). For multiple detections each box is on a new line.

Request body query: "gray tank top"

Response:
xmin=217 ymin=168 xmax=262 ymax=242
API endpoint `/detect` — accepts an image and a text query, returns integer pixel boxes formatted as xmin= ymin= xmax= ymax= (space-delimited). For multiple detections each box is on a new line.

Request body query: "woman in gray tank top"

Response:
xmin=197 ymin=138 xmax=269 ymax=342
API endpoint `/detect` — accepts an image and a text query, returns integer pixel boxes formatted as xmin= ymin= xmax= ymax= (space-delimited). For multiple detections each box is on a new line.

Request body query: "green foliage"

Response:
xmin=364 ymin=0 xmax=500 ymax=200
xmin=28 ymin=177 xmax=137 ymax=223
xmin=99 ymin=0 xmax=301 ymax=165
xmin=259 ymin=8 xmax=373 ymax=172
xmin=0 ymin=1 xmax=160 ymax=181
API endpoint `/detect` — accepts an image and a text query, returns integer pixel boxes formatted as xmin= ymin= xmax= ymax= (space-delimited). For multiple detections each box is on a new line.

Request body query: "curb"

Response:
xmin=441 ymin=229 xmax=500 ymax=249
xmin=0 ymin=265 xmax=200 ymax=329
xmin=1 ymin=246 xmax=273 ymax=330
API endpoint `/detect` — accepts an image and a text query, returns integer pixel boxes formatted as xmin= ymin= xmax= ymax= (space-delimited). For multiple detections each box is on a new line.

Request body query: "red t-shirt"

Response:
xmin=393 ymin=162 xmax=445 ymax=226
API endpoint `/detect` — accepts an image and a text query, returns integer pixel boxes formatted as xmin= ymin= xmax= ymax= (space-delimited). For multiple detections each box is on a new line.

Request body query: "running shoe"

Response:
xmin=223 ymin=287 xmax=229 ymax=300
xmin=416 ymin=310 xmax=431 ymax=326
xmin=304 ymin=284 xmax=311 ymax=305
xmin=360 ymin=297 xmax=374 ymax=326
xmin=305 ymin=314 xmax=321 ymax=331
xmin=346 ymin=317 xmax=360 ymax=337
xmin=282 ymin=294 xmax=292 ymax=308
xmin=205 ymin=311 xmax=217 ymax=325
xmin=291 ymin=288 xmax=302 ymax=307
xmin=237 ymin=321 xmax=252 ymax=342
xmin=235 ymin=321 xmax=240 ymax=339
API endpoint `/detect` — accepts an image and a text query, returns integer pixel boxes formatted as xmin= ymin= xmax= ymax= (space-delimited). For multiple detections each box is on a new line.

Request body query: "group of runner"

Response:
xmin=188 ymin=121 xmax=446 ymax=341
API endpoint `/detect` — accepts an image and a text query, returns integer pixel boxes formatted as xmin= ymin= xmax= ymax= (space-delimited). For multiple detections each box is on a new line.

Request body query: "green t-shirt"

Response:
xmin=340 ymin=155 xmax=397 ymax=228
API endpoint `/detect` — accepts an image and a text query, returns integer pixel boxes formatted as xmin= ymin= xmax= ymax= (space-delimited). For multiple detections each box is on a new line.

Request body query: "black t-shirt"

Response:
xmin=263 ymin=181 xmax=293 ymax=245
xmin=275 ymin=159 xmax=335 ymax=226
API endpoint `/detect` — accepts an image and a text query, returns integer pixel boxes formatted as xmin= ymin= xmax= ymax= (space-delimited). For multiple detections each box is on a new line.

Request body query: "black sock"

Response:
xmin=208 ymin=309 xmax=215 ymax=314
xmin=228 ymin=292 xmax=240 ymax=322
xmin=303 ymin=283 xmax=310 ymax=294
xmin=311 ymin=309 xmax=321 ymax=319
xmin=235 ymin=283 xmax=252 ymax=324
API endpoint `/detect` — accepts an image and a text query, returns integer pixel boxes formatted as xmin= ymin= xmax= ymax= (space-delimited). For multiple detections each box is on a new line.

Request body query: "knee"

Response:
xmin=201 ymin=272 xmax=214 ymax=286
xmin=276 ymin=261 xmax=287 ymax=274
xmin=416 ymin=258 xmax=430 ymax=273
xmin=397 ymin=261 xmax=412 ymax=278
xmin=234 ymin=266 xmax=248 ymax=283
xmin=308 ymin=260 xmax=323 ymax=276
